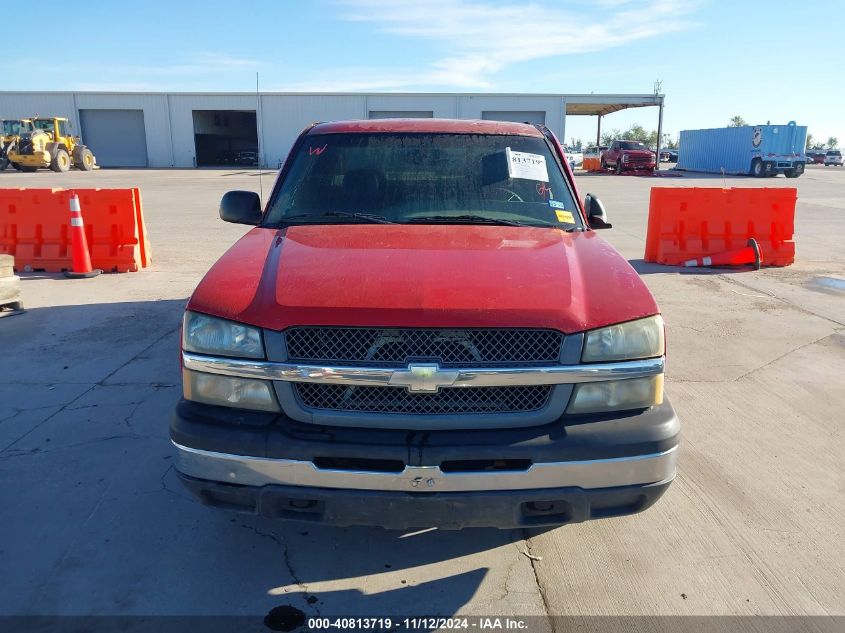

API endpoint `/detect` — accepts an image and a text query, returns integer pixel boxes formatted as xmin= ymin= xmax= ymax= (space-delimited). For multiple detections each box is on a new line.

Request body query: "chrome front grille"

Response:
xmin=285 ymin=327 xmax=563 ymax=367
xmin=294 ymin=383 xmax=553 ymax=415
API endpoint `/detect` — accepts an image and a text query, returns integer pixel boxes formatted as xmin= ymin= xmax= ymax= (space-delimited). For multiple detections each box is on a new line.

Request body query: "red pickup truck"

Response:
xmin=601 ymin=139 xmax=657 ymax=174
xmin=172 ymin=119 xmax=679 ymax=529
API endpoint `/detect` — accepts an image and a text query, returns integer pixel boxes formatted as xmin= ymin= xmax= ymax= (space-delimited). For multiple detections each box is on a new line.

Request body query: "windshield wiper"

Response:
xmin=406 ymin=214 xmax=554 ymax=227
xmin=322 ymin=210 xmax=396 ymax=224
xmin=279 ymin=210 xmax=396 ymax=224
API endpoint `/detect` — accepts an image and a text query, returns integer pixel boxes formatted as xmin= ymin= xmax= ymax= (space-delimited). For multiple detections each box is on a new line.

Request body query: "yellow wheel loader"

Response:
xmin=0 ymin=119 xmax=25 ymax=171
xmin=6 ymin=117 xmax=96 ymax=172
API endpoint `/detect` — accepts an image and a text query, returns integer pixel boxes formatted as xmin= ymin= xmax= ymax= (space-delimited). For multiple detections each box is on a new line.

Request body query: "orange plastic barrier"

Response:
xmin=582 ymin=157 xmax=602 ymax=172
xmin=0 ymin=188 xmax=153 ymax=273
xmin=644 ymin=187 xmax=795 ymax=267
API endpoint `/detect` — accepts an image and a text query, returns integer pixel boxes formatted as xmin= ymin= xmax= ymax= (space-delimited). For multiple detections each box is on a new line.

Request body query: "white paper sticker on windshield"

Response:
xmin=506 ymin=148 xmax=549 ymax=182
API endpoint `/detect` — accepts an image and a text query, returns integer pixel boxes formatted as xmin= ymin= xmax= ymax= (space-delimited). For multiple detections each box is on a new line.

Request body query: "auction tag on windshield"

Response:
xmin=548 ymin=199 xmax=566 ymax=209
xmin=506 ymin=147 xmax=549 ymax=182
xmin=555 ymin=209 xmax=575 ymax=224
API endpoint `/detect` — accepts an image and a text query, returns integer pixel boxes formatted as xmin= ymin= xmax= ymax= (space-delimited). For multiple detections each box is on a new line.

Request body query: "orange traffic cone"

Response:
xmin=64 ymin=193 xmax=101 ymax=279
xmin=683 ymin=238 xmax=762 ymax=270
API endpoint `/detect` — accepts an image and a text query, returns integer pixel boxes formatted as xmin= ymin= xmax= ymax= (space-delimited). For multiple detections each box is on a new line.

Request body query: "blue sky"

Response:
xmin=2 ymin=0 xmax=842 ymax=145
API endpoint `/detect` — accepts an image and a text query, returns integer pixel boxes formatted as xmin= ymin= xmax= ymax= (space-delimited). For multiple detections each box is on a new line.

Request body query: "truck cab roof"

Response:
xmin=309 ymin=118 xmax=545 ymax=137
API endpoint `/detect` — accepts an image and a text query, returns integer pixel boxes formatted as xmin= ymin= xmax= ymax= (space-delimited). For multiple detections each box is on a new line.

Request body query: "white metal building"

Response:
xmin=0 ymin=91 xmax=665 ymax=168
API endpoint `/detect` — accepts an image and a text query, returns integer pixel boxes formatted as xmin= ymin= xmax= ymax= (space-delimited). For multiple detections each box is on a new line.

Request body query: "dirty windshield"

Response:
xmin=265 ymin=133 xmax=581 ymax=228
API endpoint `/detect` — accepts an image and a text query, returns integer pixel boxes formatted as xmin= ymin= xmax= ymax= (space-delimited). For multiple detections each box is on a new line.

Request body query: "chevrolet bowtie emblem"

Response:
xmin=388 ymin=363 xmax=460 ymax=393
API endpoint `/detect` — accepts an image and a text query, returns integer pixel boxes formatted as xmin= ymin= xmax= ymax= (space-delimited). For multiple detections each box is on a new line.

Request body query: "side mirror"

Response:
xmin=220 ymin=190 xmax=262 ymax=225
xmin=584 ymin=193 xmax=612 ymax=229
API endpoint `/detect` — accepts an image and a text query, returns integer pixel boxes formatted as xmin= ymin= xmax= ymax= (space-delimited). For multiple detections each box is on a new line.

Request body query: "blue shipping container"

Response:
xmin=677 ymin=122 xmax=807 ymax=177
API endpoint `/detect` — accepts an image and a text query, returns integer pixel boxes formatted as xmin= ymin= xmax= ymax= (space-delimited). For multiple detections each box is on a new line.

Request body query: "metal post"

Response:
xmin=655 ymin=97 xmax=664 ymax=171
xmin=166 ymin=94 xmax=175 ymax=167
xmin=596 ymin=115 xmax=602 ymax=148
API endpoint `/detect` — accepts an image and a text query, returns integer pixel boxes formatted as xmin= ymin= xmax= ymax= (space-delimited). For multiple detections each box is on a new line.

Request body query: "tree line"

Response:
xmin=805 ymin=133 xmax=838 ymax=150
xmin=568 ymin=125 xmax=677 ymax=151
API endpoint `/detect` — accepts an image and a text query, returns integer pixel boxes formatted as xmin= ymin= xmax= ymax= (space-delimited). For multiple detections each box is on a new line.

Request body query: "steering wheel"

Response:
xmin=490 ymin=187 xmax=524 ymax=202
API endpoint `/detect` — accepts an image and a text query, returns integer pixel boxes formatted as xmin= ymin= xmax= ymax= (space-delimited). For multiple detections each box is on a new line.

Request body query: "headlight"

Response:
xmin=566 ymin=375 xmax=663 ymax=414
xmin=622 ymin=153 xmax=629 ymax=162
xmin=182 ymin=311 xmax=264 ymax=359
xmin=582 ymin=315 xmax=664 ymax=363
xmin=183 ymin=369 xmax=280 ymax=412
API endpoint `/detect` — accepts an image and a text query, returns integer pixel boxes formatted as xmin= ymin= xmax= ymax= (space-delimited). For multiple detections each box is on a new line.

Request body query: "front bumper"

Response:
xmin=178 ymin=474 xmax=673 ymax=530
xmin=171 ymin=398 xmax=679 ymax=529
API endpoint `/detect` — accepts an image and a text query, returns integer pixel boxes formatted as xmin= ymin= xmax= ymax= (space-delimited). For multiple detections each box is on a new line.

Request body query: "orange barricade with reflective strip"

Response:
xmin=0 ymin=188 xmax=152 ymax=273
xmin=644 ymin=187 xmax=796 ymax=267
xmin=582 ymin=157 xmax=602 ymax=172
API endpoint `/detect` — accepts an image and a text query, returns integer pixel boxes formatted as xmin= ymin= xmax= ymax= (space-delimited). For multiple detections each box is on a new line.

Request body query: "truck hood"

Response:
xmin=187 ymin=225 xmax=658 ymax=333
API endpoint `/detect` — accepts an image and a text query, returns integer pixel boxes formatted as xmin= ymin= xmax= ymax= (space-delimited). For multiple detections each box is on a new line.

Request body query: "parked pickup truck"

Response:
xmin=172 ymin=118 xmax=680 ymax=530
xmin=601 ymin=140 xmax=656 ymax=174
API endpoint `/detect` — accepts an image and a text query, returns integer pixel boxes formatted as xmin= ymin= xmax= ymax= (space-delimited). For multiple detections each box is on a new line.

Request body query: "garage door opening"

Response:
xmin=79 ymin=109 xmax=148 ymax=167
xmin=192 ymin=110 xmax=258 ymax=167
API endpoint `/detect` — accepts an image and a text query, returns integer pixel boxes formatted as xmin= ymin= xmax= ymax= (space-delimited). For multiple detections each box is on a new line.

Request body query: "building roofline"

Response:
xmin=0 ymin=90 xmax=664 ymax=101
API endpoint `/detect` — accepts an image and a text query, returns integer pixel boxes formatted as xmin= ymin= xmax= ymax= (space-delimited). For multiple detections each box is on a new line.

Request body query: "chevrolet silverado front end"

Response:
xmin=171 ymin=119 xmax=680 ymax=529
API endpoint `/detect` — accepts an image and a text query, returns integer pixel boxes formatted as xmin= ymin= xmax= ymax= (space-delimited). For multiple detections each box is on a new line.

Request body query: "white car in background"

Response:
xmin=823 ymin=150 xmax=843 ymax=166
xmin=563 ymin=146 xmax=584 ymax=170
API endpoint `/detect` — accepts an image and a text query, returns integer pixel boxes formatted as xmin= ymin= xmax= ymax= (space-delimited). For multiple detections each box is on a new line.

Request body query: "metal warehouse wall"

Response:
xmin=1 ymin=92 xmax=573 ymax=168
xmin=259 ymin=95 xmax=368 ymax=168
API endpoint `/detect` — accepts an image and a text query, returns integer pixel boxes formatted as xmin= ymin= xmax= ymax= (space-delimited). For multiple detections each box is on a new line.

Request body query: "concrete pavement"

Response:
xmin=0 ymin=165 xmax=842 ymax=626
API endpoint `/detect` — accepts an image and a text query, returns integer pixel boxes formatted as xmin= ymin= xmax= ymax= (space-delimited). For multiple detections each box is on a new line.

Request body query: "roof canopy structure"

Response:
xmin=561 ymin=94 xmax=666 ymax=156
xmin=564 ymin=94 xmax=664 ymax=117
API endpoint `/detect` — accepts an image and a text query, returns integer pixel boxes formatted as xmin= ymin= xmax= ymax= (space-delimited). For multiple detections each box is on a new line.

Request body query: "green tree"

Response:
xmin=568 ymin=137 xmax=583 ymax=151
xmin=806 ymin=133 xmax=814 ymax=150
xmin=827 ymin=137 xmax=839 ymax=149
xmin=624 ymin=124 xmax=650 ymax=142
xmin=600 ymin=128 xmax=621 ymax=146
xmin=729 ymin=116 xmax=747 ymax=127
xmin=616 ymin=124 xmax=660 ymax=147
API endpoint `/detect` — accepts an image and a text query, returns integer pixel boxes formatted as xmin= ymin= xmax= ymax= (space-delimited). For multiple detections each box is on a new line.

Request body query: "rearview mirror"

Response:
xmin=584 ymin=193 xmax=612 ymax=229
xmin=220 ymin=190 xmax=262 ymax=225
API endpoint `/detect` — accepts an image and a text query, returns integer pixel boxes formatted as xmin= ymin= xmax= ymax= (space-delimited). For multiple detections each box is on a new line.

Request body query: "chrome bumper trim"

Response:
xmin=172 ymin=441 xmax=677 ymax=493
xmin=182 ymin=353 xmax=665 ymax=389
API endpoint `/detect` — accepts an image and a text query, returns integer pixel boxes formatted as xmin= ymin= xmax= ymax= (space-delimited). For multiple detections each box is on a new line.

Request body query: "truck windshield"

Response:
xmin=619 ymin=141 xmax=648 ymax=150
xmin=264 ymin=133 xmax=581 ymax=228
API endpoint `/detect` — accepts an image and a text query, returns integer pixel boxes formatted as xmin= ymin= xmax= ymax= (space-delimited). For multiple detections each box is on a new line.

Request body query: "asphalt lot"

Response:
xmin=1 ymin=164 xmax=843 ymax=626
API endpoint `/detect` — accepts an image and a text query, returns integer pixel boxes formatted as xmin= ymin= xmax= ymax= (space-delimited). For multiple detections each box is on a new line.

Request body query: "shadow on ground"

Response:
xmin=1 ymin=299 xmax=540 ymax=626
xmin=629 ymin=259 xmax=762 ymax=276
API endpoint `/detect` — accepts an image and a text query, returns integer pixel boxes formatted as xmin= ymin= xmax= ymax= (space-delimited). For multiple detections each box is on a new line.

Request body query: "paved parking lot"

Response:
xmin=1 ymin=164 xmax=843 ymax=625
